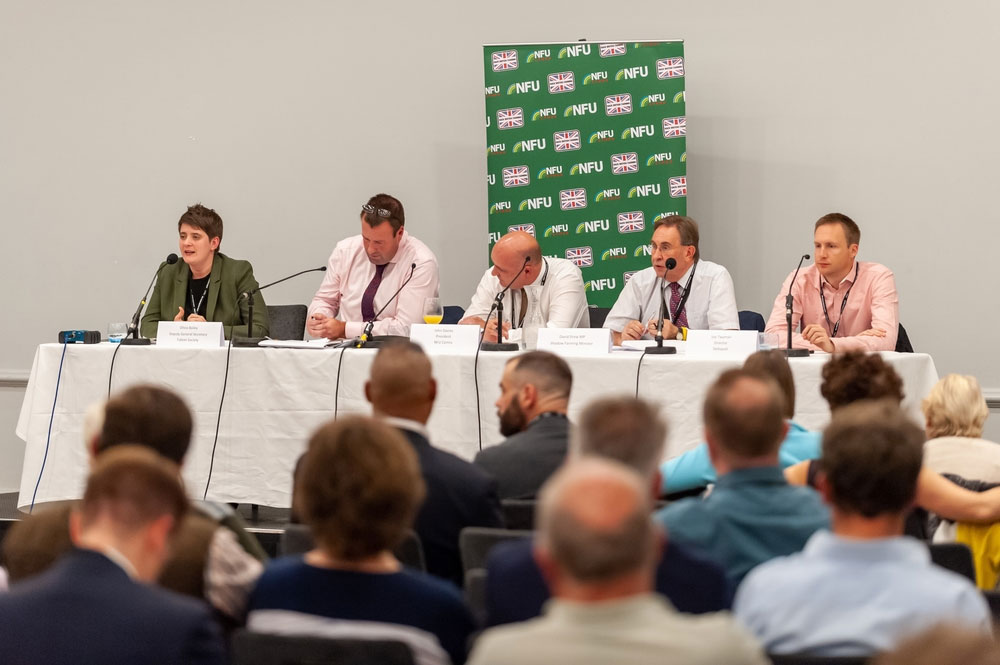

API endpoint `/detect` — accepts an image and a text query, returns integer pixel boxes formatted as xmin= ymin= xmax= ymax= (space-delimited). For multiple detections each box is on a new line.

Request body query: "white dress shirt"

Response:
xmin=603 ymin=260 xmax=739 ymax=335
xmin=464 ymin=257 xmax=589 ymax=329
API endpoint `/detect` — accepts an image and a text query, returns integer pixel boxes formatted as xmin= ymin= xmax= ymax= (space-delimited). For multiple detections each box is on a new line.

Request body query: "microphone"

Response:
xmin=355 ymin=262 xmax=417 ymax=348
xmin=121 ymin=253 xmax=179 ymax=346
xmin=645 ymin=258 xmax=677 ymax=356
xmin=481 ymin=256 xmax=530 ymax=352
xmin=233 ymin=265 xmax=328 ymax=347
xmin=784 ymin=253 xmax=811 ymax=357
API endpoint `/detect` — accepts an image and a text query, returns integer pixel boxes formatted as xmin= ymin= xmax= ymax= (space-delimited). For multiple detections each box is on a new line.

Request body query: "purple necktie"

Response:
xmin=361 ymin=263 xmax=387 ymax=321
xmin=669 ymin=282 xmax=688 ymax=329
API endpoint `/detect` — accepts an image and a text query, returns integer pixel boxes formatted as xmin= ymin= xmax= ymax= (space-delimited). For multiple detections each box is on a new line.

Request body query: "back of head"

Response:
xmin=367 ymin=341 xmax=434 ymax=417
xmin=178 ymin=203 xmax=224 ymax=247
xmin=362 ymin=193 xmax=405 ymax=233
xmin=79 ymin=445 xmax=188 ymax=536
xmin=509 ymin=351 xmax=573 ymax=401
xmin=743 ymin=349 xmax=795 ymax=418
xmin=821 ymin=400 xmax=924 ymax=517
xmin=571 ymin=396 xmax=667 ymax=480
xmin=297 ymin=416 xmax=425 ymax=561
xmin=922 ymin=374 xmax=988 ymax=439
xmin=99 ymin=385 xmax=193 ymax=464
xmin=537 ymin=458 xmax=654 ymax=583
xmin=820 ymin=351 xmax=904 ymax=411
xmin=703 ymin=369 xmax=786 ymax=459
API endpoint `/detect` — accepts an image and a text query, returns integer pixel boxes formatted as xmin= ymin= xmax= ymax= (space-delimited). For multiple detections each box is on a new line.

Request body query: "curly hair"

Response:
xmin=820 ymin=352 xmax=904 ymax=411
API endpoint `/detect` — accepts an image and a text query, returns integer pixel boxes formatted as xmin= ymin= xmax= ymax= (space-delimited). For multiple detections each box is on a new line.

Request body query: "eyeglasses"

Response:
xmin=362 ymin=203 xmax=392 ymax=218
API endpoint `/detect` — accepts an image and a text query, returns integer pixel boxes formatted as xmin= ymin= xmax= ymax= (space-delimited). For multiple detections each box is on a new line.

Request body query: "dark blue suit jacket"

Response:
xmin=0 ymin=548 xmax=225 ymax=665
xmin=484 ymin=537 xmax=732 ymax=626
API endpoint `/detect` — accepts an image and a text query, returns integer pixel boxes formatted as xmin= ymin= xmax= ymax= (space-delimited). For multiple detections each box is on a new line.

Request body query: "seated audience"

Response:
xmin=661 ymin=349 xmax=821 ymax=494
xmin=655 ymin=369 xmax=830 ymax=586
xmin=366 ymin=341 xmax=503 ymax=586
xmin=873 ymin=624 xmax=1000 ymax=665
xmin=485 ymin=397 xmax=731 ymax=626
xmin=922 ymin=374 xmax=1000 ymax=483
xmin=469 ymin=459 xmax=766 ymax=665
xmin=735 ymin=401 xmax=991 ymax=656
xmin=0 ymin=446 xmax=226 ymax=664
xmin=247 ymin=416 xmax=475 ymax=665
xmin=474 ymin=351 xmax=572 ymax=499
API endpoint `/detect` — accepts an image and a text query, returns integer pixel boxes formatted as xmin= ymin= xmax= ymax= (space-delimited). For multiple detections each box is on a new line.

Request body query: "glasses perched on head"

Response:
xmin=362 ymin=203 xmax=392 ymax=219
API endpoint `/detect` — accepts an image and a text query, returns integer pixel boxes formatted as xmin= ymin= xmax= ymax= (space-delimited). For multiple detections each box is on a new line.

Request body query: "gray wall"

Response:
xmin=2 ymin=1 xmax=998 ymax=490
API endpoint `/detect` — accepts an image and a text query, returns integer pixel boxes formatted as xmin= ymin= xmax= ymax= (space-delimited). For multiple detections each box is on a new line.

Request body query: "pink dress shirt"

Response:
xmin=764 ymin=261 xmax=898 ymax=352
xmin=308 ymin=230 xmax=440 ymax=338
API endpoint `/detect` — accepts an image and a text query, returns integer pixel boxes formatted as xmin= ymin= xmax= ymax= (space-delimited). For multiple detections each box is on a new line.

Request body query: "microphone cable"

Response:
xmin=107 ymin=338 xmax=124 ymax=397
xmin=31 ymin=341 xmax=69 ymax=513
xmin=333 ymin=346 xmax=347 ymax=419
xmin=203 ymin=334 xmax=235 ymax=500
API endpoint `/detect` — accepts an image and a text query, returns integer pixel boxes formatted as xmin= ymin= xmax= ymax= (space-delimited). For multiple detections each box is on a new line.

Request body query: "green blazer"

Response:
xmin=140 ymin=252 xmax=269 ymax=340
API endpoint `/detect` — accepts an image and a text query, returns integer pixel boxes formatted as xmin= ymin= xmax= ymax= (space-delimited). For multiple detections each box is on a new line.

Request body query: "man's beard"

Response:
xmin=498 ymin=398 xmax=528 ymax=437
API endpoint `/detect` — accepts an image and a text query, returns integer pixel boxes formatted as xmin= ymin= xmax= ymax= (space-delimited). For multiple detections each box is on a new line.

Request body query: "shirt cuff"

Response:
xmin=344 ymin=321 xmax=365 ymax=339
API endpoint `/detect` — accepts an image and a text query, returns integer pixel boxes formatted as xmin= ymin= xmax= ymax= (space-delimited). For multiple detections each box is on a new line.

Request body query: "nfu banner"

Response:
xmin=483 ymin=40 xmax=687 ymax=307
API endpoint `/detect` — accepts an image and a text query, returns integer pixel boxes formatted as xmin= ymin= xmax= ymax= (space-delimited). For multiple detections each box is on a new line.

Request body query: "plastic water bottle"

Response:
xmin=522 ymin=286 xmax=543 ymax=350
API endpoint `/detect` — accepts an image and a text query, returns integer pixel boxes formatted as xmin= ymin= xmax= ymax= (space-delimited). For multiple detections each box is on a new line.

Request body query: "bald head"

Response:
xmin=703 ymin=369 xmax=786 ymax=463
xmin=365 ymin=342 xmax=436 ymax=424
xmin=490 ymin=231 xmax=543 ymax=289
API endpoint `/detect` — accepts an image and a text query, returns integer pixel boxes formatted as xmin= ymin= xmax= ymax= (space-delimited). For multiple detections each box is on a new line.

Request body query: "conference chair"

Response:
xmin=738 ymin=310 xmax=766 ymax=332
xmin=895 ymin=323 xmax=914 ymax=353
xmin=266 ymin=304 xmax=308 ymax=340
xmin=500 ymin=499 xmax=536 ymax=530
xmin=588 ymin=305 xmax=611 ymax=329
xmin=768 ymin=655 xmax=869 ymax=665
xmin=231 ymin=629 xmax=415 ymax=665
xmin=983 ymin=590 xmax=1000 ymax=623
xmin=459 ymin=526 xmax=533 ymax=573
xmin=279 ymin=523 xmax=427 ymax=571
xmin=928 ymin=542 xmax=976 ymax=583
xmin=464 ymin=567 xmax=489 ymax=627
xmin=442 ymin=305 xmax=465 ymax=325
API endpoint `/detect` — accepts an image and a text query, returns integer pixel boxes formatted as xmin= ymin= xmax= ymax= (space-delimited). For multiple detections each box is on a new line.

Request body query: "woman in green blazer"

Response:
xmin=140 ymin=204 xmax=269 ymax=340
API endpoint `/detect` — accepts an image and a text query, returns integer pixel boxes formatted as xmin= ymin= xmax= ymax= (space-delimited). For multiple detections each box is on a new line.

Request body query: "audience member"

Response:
xmin=485 ymin=397 xmax=731 ymax=626
xmin=474 ymin=351 xmax=572 ymax=499
xmin=655 ymin=370 xmax=830 ymax=586
xmin=735 ymin=401 xmax=991 ymax=656
xmin=248 ymin=416 xmax=474 ymax=665
xmin=366 ymin=342 xmax=503 ymax=585
xmin=873 ymin=624 xmax=1000 ymax=665
xmin=469 ymin=459 xmax=766 ymax=665
xmin=922 ymin=374 xmax=1000 ymax=483
xmin=0 ymin=446 xmax=225 ymax=664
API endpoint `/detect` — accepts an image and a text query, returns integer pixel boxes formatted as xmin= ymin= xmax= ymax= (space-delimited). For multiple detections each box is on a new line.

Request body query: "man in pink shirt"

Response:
xmin=307 ymin=193 xmax=440 ymax=340
xmin=764 ymin=213 xmax=898 ymax=352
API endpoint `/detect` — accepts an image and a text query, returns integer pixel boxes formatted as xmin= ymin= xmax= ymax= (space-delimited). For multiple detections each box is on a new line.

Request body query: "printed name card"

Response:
xmin=685 ymin=329 xmax=758 ymax=358
xmin=537 ymin=327 xmax=611 ymax=356
xmin=409 ymin=324 xmax=481 ymax=354
xmin=156 ymin=321 xmax=225 ymax=348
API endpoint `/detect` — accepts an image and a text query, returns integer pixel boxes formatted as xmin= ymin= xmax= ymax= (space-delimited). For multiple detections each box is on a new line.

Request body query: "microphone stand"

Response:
xmin=354 ymin=262 xmax=417 ymax=349
xmin=481 ymin=256 xmax=529 ymax=352
xmin=121 ymin=254 xmax=179 ymax=346
xmin=644 ymin=258 xmax=678 ymax=356
xmin=784 ymin=254 xmax=811 ymax=358
xmin=233 ymin=266 xmax=328 ymax=347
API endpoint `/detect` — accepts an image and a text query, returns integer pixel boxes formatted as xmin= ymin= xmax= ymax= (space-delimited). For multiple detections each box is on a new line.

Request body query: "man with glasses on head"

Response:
xmin=603 ymin=215 xmax=738 ymax=346
xmin=307 ymin=193 xmax=440 ymax=340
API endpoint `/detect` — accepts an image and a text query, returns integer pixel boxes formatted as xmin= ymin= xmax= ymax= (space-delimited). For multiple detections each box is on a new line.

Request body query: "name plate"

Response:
xmin=537 ymin=327 xmax=611 ymax=356
xmin=156 ymin=321 xmax=225 ymax=348
xmin=685 ymin=329 xmax=758 ymax=358
xmin=409 ymin=324 xmax=481 ymax=354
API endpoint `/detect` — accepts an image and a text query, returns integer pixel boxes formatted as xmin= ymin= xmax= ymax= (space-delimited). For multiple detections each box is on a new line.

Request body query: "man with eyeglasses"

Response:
xmin=307 ymin=193 xmax=440 ymax=340
xmin=603 ymin=215 xmax=738 ymax=346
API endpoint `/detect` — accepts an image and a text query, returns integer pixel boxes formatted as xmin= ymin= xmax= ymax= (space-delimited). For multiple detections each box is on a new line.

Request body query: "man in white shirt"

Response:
xmin=460 ymin=231 xmax=588 ymax=343
xmin=603 ymin=215 xmax=738 ymax=345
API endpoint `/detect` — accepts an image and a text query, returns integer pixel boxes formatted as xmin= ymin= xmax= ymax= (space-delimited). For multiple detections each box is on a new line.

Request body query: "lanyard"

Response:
xmin=189 ymin=280 xmax=209 ymax=316
xmin=819 ymin=262 xmax=859 ymax=338
xmin=510 ymin=258 xmax=548 ymax=329
xmin=663 ymin=260 xmax=697 ymax=324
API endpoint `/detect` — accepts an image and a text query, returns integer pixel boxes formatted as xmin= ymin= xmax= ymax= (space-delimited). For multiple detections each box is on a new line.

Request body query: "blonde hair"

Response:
xmin=922 ymin=374 xmax=988 ymax=439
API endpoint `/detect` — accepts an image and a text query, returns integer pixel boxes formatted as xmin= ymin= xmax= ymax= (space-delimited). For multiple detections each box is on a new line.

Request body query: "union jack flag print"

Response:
xmin=508 ymin=223 xmax=536 ymax=236
xmin=605 ymin=94 xmax=632 ymax=116
xmin=491 ymin=50 xmax=519 ymax=71
xmin=669 ymin=176 xmax=687 ymax=198
xmin=497 ymin=108 xmax=524 ymax=130
xmin=599 ymin=43 xmax=627 ymax=57
xmin=566 ymin=247 xmax=593 ymax=267
xmin=547 ymin=71 xmax=575 ymax=93
xmin=502 ymin=166 xmax=530 ymax=188
xmin=656 ymin=57 xmax=685 ymax=79
xmin=611 ymin=152 xmax=638 ymax=175
xmin=553 ymin=130 xmax=581 ymax=152
xmin=624 ymin=270 xmax=638 ymax=284
xmin=559 ymin=188 xmax=588 ymax=210
xmin=617 ymin=211 xmax=645 ymax=233
xmin=662 ymin=116 xmax=686 ymax=138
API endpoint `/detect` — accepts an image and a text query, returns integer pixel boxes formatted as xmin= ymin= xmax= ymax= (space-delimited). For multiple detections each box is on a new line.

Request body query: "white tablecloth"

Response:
xmin=15 ymin=343 xmax=938 ymax=509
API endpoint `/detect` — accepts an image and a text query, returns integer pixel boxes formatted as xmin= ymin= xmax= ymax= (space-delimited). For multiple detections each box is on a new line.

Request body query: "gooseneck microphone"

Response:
xmin=355 ymin=262 xmax=417 ymax=348
xmin=233 ymin=265 xmax=328 ymax=347
xmin=481 ymin=256 xmax=530 ymax=352
xmin=645 ymin=258 xmax=677 ymax=356
xmin=784 ymin=254 xmax=811 ymax=358
xmin=121 ymin=253 xmax=179 ymax=346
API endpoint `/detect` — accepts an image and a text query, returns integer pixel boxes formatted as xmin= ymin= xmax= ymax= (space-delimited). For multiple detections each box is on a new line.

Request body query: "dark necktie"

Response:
xmin=669 ymin=282 xmax=688 ymax=329
xmin=361 ymin=263 xmax=387 ymax=321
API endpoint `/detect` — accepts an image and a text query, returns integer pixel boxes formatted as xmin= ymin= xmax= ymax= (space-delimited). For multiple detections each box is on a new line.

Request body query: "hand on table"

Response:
xmin=307 ymin=313 xmax=347 ymax=340
xmin=646 ymin=318 xmax=679 ymax=340
xmin=802 ymin=324 xmax=835 ymax=352
xmin=482 ymin=318 xmax=510 ymax=343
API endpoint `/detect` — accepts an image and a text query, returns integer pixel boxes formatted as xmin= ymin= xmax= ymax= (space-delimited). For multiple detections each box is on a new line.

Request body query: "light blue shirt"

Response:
xmin=733 ymin=530 xmax=992 ymax=656
xmin=660 ymin=421 xmax=821 ymax=495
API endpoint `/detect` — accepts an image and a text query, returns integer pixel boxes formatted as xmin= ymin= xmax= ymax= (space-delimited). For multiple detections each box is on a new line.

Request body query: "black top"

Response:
xmin=185 ymin=275 xmax=210 ymax=319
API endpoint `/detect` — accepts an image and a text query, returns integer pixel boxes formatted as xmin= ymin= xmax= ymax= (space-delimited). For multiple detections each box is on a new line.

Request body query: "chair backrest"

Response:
xmin=442 ymin=305 xmax=465 ymax=325
xmin=266 ymin=304 xmax=308 ymax=340
xmin=588 ymin=305 xmax=611 ymax=329
xmin=500 ymin=499 xmax=536 ymax=530
xmin=983 ymin=590 xmax=1000 ymax=623
xmin=928 ymin=542 xmax=976 ymax=583
xmin=464 ymin=568 xmax=488 ymax=627
xmin=738 ymin=310 xmax=766 ymax=332
xmin=768 ymin=655 xmax=869 ymax=665
xmin=459 ymin=526 xmax=533 ymax=573
xmin=280 ymin=524 xmax=426 ymax=571
xmin=895 ymin=323 xmax=914 ymax=353
xmin=231 ymin=629 xmax=416 ymax=665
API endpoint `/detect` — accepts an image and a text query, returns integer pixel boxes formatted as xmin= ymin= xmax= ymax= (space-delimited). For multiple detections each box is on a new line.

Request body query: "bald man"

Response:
xmin=460 ymin=231 xmax=588 ymax=343
xmin=365 ymin=341 xmax=503 ymax=586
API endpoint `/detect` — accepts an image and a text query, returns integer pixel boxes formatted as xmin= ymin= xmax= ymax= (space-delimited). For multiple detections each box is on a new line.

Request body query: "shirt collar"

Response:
xmin=804 ymin=529 xmax=928 ymax=564
xmin=822 ymin=260 xmax=857 ymax=288
xmin=715 ymin=465 xmax=787 ymax=488
xmin=91 ymin=545 xmax=139 ymax=580
xmin=381 ymin=415 xmax=429 ymax=439
xmin=664 ymin=259 xmax=697 ymax=288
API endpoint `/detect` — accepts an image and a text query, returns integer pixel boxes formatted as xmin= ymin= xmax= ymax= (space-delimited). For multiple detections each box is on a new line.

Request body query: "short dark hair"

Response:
xmin=297 ymin=416 xmax=425 ymax=561
xmin=509 ymin=351 xmax=573 ymax=400
xmin=573 ymin=397 xmax=667 ymax=479
xmin=815 ymin=212 xmax=860 ymax=246
xmin=361 ymin=193 xmax=405 ymax=233
xmin=820 ymin=352 xmax=904 ymax=411
xmin=178 ymin=204 xmax=223 ymax=250
xmin=653 ymin=215 xmax=700 ymax=260
xmin=703 ymin=369 xmax=785 ymax=458
xmin=821 ymin=400 xmax=924 ymax=517
xmin=99 ymin=385 xmax=193 ymax=464
xmin=743 ymin=350 xmax=795 ymax=418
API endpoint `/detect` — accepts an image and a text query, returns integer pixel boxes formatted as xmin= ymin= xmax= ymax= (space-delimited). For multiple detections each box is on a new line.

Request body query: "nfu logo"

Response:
xmin=514 ymin=138 xmax=547 ymax=152
xmin=532 ymin=107 xmax=558 ymax=121
xmin=628 ymin=183 xmax=661 ymax=198
xmin=487 ymin=143 xmax=506 ymax=155
xmin=646 ymin=152 xmax=673 ymax=166
xmin=486 ymin=173 xmax=495 ymax=186
xmin=575 ymin=219 xmax=611 ymax=234
xmin=518 ymin=196 xmax=552 ymax=211
xmin=634 ymin=244 xmax=653 ymax=257
xmin=594 ymin=188 xmax=621 ymax=203
xmin=558 ymin=44 xmax=592 ymax=58
xmin=583 ymin=71 xmax=609 ymax=85
xmin=615 ymin=66 xmax=649 ymax=80
xmin=589 ymin=130 xmax=615 ymax=143
xmin=571 ymin=161 xmax=604 ymax=175
xmin=526 ymin=49 xmax=552 ymax=62
xmin=601 ymin=247 xmax=628 ymax=261
xmin=488 ymin=231 xmax=502 ymax=244
xmin=484 ymin=85 xmax=501 ymax=97
xmin=507 ymin=80 xmax=541 ymax=95
xmin=641 ymin=93 xmax=668 ymax=107
xmin=544 ymin=224 xmax=570 ymax=237
xmin=564 ymin=102 xmax=598 ymax=117
xmin=585 ymin=278 xmax=618 ymax=291
xmin=621 ymin=125 xmax=655 ymax=140
xmin=537 ymin=165 xmax=563 ymax=178
xmin=489 ymin=201 xmax=512 ymax=214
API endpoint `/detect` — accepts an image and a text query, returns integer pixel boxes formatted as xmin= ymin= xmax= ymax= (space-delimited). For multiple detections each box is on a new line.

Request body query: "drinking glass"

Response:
xmin=422 ymin=297 xmax=444 ymax=325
